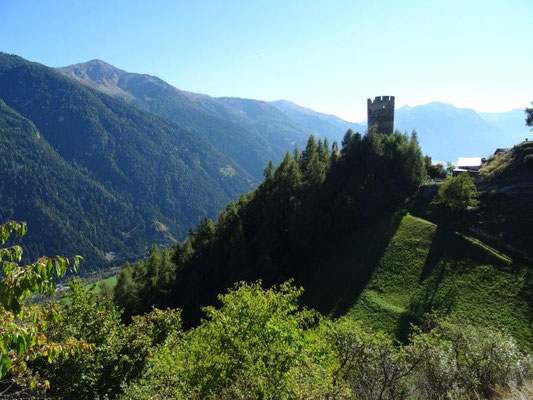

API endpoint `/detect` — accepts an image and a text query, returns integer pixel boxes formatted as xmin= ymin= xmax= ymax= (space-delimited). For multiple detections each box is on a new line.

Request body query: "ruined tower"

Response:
xmin=367 ymin=96 xmax=395 ymax=134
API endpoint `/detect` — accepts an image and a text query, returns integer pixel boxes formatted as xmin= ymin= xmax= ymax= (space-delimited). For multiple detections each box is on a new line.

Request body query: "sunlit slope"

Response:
xmin=303 ymin=213 xmax=532 ymax=349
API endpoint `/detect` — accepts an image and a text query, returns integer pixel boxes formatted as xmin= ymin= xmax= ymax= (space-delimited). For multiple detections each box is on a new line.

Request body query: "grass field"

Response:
xmin=85 ymin=274 xmax=119 ymax=293
xmin=302 ymin=212 xmax=533 ymax=349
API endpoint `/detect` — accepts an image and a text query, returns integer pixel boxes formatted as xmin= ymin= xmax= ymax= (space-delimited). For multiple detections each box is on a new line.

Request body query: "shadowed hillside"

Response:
xmin=303 ymin=213 xmax=532 ymax=349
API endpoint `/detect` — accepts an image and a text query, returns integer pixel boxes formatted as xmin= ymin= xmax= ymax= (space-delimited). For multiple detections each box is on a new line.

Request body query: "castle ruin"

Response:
xmin=367 ymin=96 xmax=395 ymax=134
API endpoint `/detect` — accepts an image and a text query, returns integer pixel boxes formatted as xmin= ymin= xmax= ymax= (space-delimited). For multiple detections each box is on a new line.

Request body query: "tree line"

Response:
xmin=114 ymin=128 xmax=426 ymax=324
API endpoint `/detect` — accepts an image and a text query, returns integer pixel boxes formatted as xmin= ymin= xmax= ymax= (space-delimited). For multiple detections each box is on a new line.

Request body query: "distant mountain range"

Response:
xmin=58 ymin=60 xmax=309 ymax=179
xmin=59 ymin=59 xmax=530 ymax=164
xmin=268 ymin=100 xmax=530 ymax=163
xmin=395 ymin=104 xmax=530 ymax=163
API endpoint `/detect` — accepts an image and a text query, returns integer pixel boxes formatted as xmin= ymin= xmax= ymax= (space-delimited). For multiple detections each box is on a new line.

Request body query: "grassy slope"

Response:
xmin=85 ymin=275 xmax=119 ymax=294
xmin=302 ymin=213 xmax=532 ymax=349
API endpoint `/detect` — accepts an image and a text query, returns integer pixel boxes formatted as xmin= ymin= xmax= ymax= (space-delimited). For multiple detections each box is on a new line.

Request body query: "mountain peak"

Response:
xmin=58 ymin=59 xmax=135 ymax=98
xmin=59 ymin=59 xmax=126 ymax=79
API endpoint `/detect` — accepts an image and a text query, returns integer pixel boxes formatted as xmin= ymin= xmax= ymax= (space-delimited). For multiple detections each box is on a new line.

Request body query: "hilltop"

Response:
xmin=480 ymin=140 xmax=533 ymax=185
xmin=111 ymin=125 xmax=532 ymax=353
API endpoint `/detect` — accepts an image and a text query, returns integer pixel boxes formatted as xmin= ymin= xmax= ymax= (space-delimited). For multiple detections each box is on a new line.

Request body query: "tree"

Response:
xmin=526 ymin=102 xmax=533 ymax=129
xmin=409 ymin=316 xmax=533 ymax=399
xmin=427 ymin=163 xmax=447 ymax=180
xmin=446 ymin=161 xmax=455 ymax=175
xmin=0 ymin=221 xmax=84 ymax=394
xmin=114 ymin=262 xmax=140 ymax=318
xmin=324 ymin=318 xmax=419 ymax=399
xmin=437 ymin=173 xmax=479 ymax=213
xmin=123 ymin=281 xmax=330 ymax=399
xmin=263 ymin=160 xmax=274 ymax=183
xmin=114 ymin=246 xmax=176 ymax=318
xmin=31 ymin=280 xmax=182 ymax=400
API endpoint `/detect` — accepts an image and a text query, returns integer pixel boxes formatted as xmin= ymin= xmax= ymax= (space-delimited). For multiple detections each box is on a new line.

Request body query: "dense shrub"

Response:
xmin=120 ymin=282 xmax=532 ymax=400
xmin=436 ymin=173 xmax=479 ymax=213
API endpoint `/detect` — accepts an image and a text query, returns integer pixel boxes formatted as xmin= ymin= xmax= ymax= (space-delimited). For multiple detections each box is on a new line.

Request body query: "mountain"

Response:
xmin=479 ymin=108 xmax=532 ymax=142
xmin=189 ymin=95 xmax=310 ymax=152
xmin=58 ymin=60 xmax=310 ymax=179
xmin=269 ymin=99 xmax=366 ymax=143
xmin=394 ymin=102 xmax=529 ymax=163
xmin=393 ymin=103 xmax=502 ymax=162
xmin=60 ymin=61 xmax=531 ymax=166
xmin=0 ymin=53 xmax=254 ymax=270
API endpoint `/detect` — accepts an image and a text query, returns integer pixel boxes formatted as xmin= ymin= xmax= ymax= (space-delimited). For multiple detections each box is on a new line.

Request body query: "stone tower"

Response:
xmin=367 ymin=96 xmax=395 ymax=134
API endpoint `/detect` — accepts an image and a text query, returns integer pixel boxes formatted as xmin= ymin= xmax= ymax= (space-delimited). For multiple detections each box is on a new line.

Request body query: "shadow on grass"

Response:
xmin=419 ymin=225 xmax=452 ymax=281
xmin=394 ymin=224 xmax=458 ymax=342
xmin=301 ymin=211 xmax=406 ymax=318
xmin=395 ymin=271 xmax=457 ymax=343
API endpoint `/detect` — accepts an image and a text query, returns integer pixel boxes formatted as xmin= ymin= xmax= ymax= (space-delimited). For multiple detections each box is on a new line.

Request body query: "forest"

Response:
xmin=2 ymin=123 xmax=532 ymax=399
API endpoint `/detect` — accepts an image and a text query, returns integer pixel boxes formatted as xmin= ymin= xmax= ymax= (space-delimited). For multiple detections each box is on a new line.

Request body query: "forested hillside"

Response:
xmin=0 ymin=53 xmax=254 ymax=270
xmin=59 ymin=60 xmax=310 ymax=179
xmin=2 ymin=125 xmax=532 ymax=399
xmin=114 ymin=126 xmax=532 ymax=352
xmin=115 ymin=128 xmax=426 ymax=323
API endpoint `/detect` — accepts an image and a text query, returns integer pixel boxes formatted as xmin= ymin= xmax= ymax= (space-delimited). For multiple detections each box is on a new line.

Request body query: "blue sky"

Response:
xmin=1 ymin=0 xmax=531 ymax=121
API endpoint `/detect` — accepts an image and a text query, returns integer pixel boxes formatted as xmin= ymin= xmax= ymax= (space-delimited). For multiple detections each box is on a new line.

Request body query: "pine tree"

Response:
xmin=301 ymin=135 xmax=319 ymax=171
xmin=526 ymin=102 xmax=533 ymax=128
xmin=113 ymin=262 xmax=140 ymax=317
xmin=263 ymin=160 xmax=274 ymax=183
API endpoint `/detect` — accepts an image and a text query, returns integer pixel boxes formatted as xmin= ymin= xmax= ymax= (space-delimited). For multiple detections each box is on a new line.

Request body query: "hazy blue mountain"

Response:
xmin=59 ymin=61 xmax=310 ymax=178
xmin=269 ymin=99 xmax=366 ymax=143
xmin=269 ymin=99 xmax=530 ymax=163
xmin=0 ymin=53 xmax=253 ymax=270
xmin=394 ymin=102 xmax=530 ymax=162
xmin=394 ymin=103 xmax=501 ymax=162
xmin=479 ymin=108 xmax=532 ymax=143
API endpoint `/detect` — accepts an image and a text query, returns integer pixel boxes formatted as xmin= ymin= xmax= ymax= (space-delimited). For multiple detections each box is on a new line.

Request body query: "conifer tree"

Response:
xmin=526 ymin=102 xmax=533 ymax=128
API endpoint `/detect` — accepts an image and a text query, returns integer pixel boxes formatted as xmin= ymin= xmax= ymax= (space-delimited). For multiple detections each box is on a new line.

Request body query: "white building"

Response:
xmin=453 ymin=157 xmax=485 ymax=176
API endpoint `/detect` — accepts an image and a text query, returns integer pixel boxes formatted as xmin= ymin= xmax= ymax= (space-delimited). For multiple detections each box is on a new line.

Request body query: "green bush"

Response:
xmin=437 ymin=173 xmax=479 ymax=213
xmin=123 ymin=281 xmax=335 ymax=400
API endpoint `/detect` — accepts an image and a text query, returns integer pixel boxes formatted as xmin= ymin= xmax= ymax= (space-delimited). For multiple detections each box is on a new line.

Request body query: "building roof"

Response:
xmin=457 ymin=157 xmax=483 ymax=168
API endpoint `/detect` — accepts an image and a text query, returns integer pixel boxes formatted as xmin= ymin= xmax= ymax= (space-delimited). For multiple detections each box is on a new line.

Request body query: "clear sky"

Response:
xmin=1 ymin=0 xmax=531 ymax=121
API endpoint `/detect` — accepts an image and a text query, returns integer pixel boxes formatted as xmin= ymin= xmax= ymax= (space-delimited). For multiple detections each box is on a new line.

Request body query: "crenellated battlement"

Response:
xmin=367 ymin=95 xmax=395 ymax=134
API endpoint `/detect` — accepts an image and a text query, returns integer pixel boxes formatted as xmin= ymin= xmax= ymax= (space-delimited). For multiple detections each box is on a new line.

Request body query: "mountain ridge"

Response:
xmin=59 ymin=60 xmax=311 ymax=179
xmin=0 ymin=52 xmax=254 ymax=270
xmin=59 ymin=59 xmax=530 ymax=164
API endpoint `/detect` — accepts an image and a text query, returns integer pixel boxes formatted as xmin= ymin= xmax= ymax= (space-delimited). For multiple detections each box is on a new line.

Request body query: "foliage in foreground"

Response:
xmin=121 ymin=282 xmax=532 ymax=400
xmin=0 ymin=221 xmax=83 ymax=396
xmin=29 ymin=280 xmax=181 ymax=399
xmin=2 ymin=250 xmax=531 ymax=399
